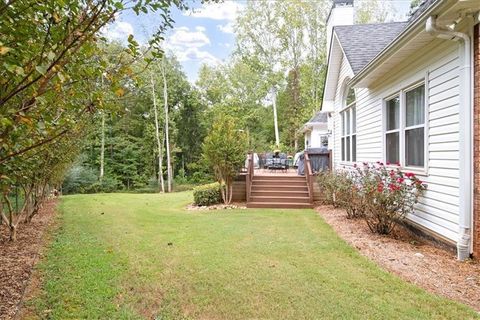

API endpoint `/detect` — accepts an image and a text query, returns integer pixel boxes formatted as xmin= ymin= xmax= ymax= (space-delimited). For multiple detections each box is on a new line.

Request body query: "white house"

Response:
xmin=323 ymin=0 xmax=480 ymax=259
xmin=301 ymin=111 xmax=332 ymax=149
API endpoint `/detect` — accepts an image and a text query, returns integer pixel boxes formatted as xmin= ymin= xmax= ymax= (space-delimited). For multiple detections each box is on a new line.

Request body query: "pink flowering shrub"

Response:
xmin=318 ymin=162 xmax=427 ymax=234
xmin=354 ymin=162 xmax=427 ymax=234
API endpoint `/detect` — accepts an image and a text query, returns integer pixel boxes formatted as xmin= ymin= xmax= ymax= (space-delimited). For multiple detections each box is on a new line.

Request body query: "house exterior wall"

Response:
xmin=333 ymin=55 xmax=355 ymax=165
xmin=309 ymin=125 xmax=329 ymax=149
xmin=332 ymin=38 xmax=462 ymax=244
xmin=474 ymin=23 xmax=480 ymax=258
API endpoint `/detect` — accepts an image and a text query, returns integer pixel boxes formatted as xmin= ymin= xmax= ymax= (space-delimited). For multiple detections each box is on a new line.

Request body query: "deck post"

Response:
xmin=246 ymin=153 xmax=254 ymax=203
xmin=304 ymin=151 xmax=314 ymax=204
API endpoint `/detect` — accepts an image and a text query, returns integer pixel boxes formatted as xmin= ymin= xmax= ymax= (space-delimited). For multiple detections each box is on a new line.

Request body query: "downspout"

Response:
xmin=426 ymin=16 xmax=473 ymax=260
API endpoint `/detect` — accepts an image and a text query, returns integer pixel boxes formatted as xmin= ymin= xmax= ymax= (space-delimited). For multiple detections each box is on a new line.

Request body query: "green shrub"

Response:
xmin=193 ymin=183 xmax=222 ymax=206
xmin=317 ymin=171 xmax=363 ymax=219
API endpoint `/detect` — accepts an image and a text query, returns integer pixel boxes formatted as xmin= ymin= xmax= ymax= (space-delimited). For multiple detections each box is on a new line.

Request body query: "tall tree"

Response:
xmin=151 ymin=74 xmax=165 ymax=192
xmin=355 ymin=0 xmax=396 ymax=23
xmin=234 ymin=0 xmax=329 ymax=150
xmin=161 ymin=57 xmax=173 ymax=192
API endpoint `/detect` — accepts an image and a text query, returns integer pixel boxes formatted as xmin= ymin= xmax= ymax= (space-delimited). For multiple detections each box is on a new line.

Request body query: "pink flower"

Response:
xmin=377 ymin=183 xmax=384 ymax=192
xmin=397 ymin=177 xmax=404 ymax=183
xmin=386 ymin=161 xmax=391 ymax=166
xmin=405 ymin=172 xmax=415 ymax=178
xmin=353 ymin=163 xmax=357 ymax=168
xmin=396 ymin=162 xmax=401 ymax=166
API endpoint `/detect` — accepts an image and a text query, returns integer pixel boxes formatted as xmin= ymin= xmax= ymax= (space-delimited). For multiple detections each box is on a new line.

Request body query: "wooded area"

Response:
xmin=0 ymin=0 xmax=416 ymax=241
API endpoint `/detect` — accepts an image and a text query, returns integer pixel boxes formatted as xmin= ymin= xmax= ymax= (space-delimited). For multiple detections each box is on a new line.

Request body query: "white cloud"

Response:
xmin=104 ymin=21 xmax=134 ymax=41
xmin=184 ymin=1 xmax=244 ymax=21
xmin=217 ymin=22 xmax=234 ymax=34
xmin=165 ymin=26 xmax=220 ymax=66
xmin=168 ymin=26 xmax=210 ymax=49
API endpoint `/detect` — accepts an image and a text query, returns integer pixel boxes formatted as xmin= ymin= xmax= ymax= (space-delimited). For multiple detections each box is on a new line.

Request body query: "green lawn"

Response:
xmin=26 ymin=192 xmax=479 ymax=319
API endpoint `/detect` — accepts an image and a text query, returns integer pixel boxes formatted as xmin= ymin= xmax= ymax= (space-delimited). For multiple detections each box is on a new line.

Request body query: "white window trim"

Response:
xmin=382 ymin=80 xmax=429 ymax=174
xmin=340 ymin=101 xmax=356 ymax=164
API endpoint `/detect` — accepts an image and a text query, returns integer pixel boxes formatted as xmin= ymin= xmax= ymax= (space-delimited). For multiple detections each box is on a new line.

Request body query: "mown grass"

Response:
xmin=25 ymin=192 xmax=479 ymax=319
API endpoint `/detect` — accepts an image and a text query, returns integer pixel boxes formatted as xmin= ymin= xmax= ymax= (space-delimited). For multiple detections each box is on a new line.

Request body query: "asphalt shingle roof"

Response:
xmin=308 ymin=112 xmax=328 ymax=124
xmin=334 ymin=22 xmax=408 ymax=74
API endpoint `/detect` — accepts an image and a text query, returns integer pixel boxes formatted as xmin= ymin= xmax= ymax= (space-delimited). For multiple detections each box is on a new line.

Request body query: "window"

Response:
xmin=341 ymin=87 xmax=356 ymax=162
xmin=384 ymin=84 xmax=426 ymax=168
xmin=320 ymin=135 xmax=328 ymax=147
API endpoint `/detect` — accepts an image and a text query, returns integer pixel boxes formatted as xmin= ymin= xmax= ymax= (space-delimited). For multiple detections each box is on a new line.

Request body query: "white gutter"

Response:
xmin=426 ymin=15 xmax=473 ymax=260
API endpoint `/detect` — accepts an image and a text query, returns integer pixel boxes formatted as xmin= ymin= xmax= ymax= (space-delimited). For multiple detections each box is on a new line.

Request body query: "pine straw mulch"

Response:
xmin=316 ymin=204 xmax=480 ymax=312
xmin=0 ymin=199 xmax=58 ymax=320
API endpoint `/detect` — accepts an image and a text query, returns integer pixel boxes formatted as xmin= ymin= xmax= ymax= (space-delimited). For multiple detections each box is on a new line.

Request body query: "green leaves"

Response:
xmin=35 ymin=64 xmax=48 ymax=75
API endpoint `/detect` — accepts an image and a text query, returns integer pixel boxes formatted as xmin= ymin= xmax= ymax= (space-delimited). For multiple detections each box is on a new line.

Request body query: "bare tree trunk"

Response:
xmin=100 ymin=75 xmax=105 ymax=181
xmin=151 ymin=74 xmax=165 ymax=193
xmin=272 ymin=88 xmax=280 ymax=147
xmin=100 ymin=112 xmax=105 ymax=181
xmin=161 ymin=58 xmax=173 ymax=192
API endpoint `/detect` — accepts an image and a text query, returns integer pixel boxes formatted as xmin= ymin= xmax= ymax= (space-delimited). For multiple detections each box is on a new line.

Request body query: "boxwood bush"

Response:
xmin=193 ymin=182 xmax=222 ymax=206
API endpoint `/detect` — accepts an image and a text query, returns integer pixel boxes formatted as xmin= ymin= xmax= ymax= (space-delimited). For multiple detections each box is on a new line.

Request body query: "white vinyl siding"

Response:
xmin=332 ymin=38 xmax=461 ymax=243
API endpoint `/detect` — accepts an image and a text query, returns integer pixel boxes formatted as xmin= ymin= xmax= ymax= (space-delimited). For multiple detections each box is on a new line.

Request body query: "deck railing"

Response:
xmin=246 ymin=153 xmax=254 ymax=202
xmin=304 ymin=151 xmax=314 ymax=204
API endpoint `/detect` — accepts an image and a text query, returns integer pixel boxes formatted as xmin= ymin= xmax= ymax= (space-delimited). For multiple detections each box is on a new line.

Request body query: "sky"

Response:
xmin=104 ymin=0 xmax=413 ymax=84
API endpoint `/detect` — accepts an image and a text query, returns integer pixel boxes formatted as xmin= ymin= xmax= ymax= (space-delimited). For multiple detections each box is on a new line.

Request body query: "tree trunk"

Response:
xmin=100 ymin=112 xmax=105 ymax=180
xmin=151 ymin=74 xmax=165 ymax=193
xmin=272 ymin=88 xmax=280 ymax=147
xmin=161 ymin=58 xmax=173 ymax=192
xmin=9 ymin=225 xmax=16 ymax=241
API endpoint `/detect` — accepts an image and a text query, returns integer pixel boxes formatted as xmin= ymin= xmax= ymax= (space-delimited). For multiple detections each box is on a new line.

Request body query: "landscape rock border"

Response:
xmin=186 ymin=202 xmax=247 ymax=211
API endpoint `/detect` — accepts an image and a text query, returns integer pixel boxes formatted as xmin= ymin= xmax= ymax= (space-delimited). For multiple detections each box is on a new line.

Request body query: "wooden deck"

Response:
xmin=254 ymin=168 xmax=300 ymax=176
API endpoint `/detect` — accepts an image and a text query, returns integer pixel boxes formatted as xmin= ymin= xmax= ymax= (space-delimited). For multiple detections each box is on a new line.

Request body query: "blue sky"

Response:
xmin=105 ymin=0 xmax=412 ymax=83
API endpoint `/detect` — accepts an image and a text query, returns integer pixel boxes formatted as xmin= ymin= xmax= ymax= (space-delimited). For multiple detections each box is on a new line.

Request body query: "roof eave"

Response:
xmin=321 ymin=33 xmax=354 ymax=107
xmin=349 ymin=0 xmax=447 ymax=87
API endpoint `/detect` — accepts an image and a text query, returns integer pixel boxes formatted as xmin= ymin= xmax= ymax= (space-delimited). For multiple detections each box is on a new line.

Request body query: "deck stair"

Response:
xmin=247 ymin=175 xmax=313 ymax=209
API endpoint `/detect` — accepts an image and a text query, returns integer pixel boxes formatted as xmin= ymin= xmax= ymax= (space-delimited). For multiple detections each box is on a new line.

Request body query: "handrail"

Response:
xmin=246 ymin=153 xmax=254 ymax=202
xmin=304 ymin=151 xmax=314 ymax=204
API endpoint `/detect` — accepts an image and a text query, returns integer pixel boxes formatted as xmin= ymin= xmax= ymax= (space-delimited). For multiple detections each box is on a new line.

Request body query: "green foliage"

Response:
xmin=355 ymin=0 xmax=395 ymax=24
xmin=317 ymin=171 xmax=363 ymax=219
xmin=319 ymin=163 xmax=427 ymax=234
xmin=193 ymin=182 xmax=222 ymax=206
xmin=354 ymin=163 xmax=427 ymax=234
xmin=0 ymin=0 xmax=190 ymax=240
xmin=234 ymin=0 xmax=330 ymax=149
xmin=202 ymin=115 xmax=248 ymax=204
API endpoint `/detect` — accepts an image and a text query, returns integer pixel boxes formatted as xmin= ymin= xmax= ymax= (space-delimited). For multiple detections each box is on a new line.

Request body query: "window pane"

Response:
xmin=352 ymin=134 xmax=356 ymax=162
xmin=346 ymin=110 xmax=351 ymax=135
xmin=386 ymin=132 xmax=399 ymax=164
xmin=346 ymin=136 xmax=351 ymax=162
xmin=406 ymin=128 xmax=424 ymax=167
xmin=352 ymin=107 xmax=356 ymax=133
xmin=406 ymin=85 xmax=425 ymax=127
xmin=341 ymin=113 xmax=345 ymax=136
xmin=341 ymin=137 xmax=345 ymax=161
xmin=346 ymin=87 xmax=356 ymax=105
xmin=386 ymin=96 xmax=400 ymax=130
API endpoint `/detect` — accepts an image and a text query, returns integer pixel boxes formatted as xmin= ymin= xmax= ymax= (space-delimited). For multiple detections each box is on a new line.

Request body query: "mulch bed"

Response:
xmin=316 ymin=204 xmax=480 ymax=312
xmin=0 ymin=199 xmax=58 ymax=320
